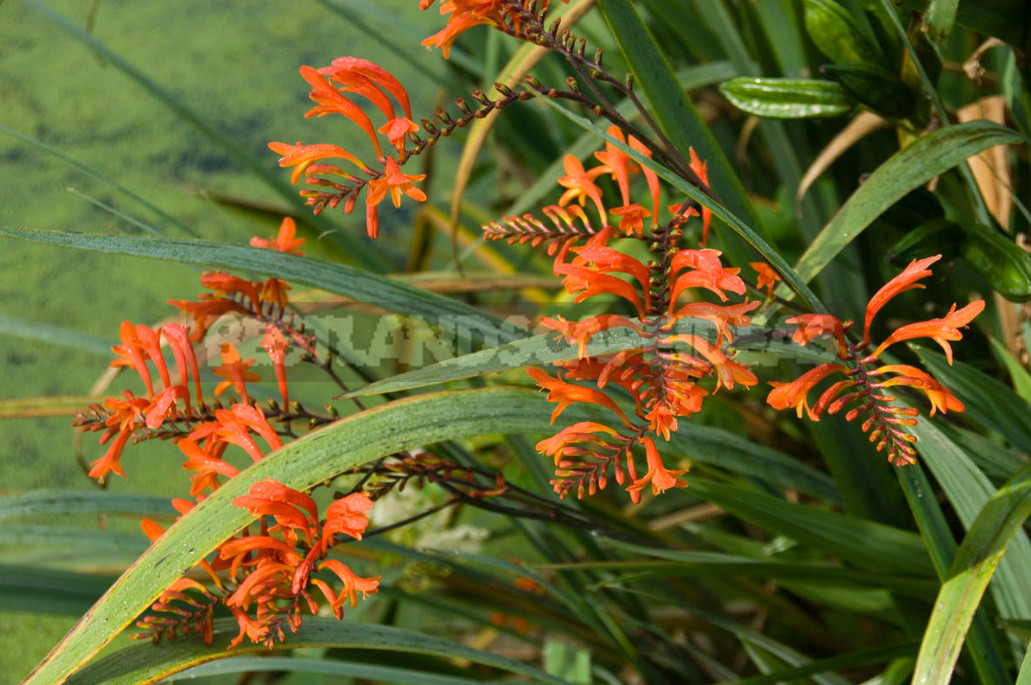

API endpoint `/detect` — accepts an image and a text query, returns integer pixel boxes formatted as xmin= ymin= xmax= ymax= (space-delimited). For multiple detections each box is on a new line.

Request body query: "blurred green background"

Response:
xmin=0 ymin=1 xmax=439 ymax=679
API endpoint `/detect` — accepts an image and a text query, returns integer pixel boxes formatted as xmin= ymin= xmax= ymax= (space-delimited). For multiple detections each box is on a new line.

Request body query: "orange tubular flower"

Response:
xmin=251 ymin=217 xmax=305 ymax=255
xmin=262 ymin=325 xmax=290 ymax=407
xmin=767 ymin=363 xmax=848 ymax=420
xmin=212 ymin=344 xmax=260 ymax=403
xmin=268 ymin=142 xmax=367 ymax=184
xmin=527 ymin=367 xmax=630 ymax=425
xmin=365 ymin=157 xmax=428 ymax=239
xmin=863 ymin=255 xmax=940 ymax=344
xmin=870 ymin=364 xmax=964 ymax=416
xmin=558 ymin=155 xmax=608 ymax=224
xmin=628 ymin=136 xmax=661 ymax=228
xmin=594 ymin=125 xmax=638 ymax=207
xmin=540 ymin=314 xmax=645 ymax=359
xmin=626 ymin=437 xmax=689 ymax=500
xmin=318 ymin=492 xmax=374 ymax=554
xmin=688 ymin=148 xmax=712 ymax=244
xmin=871 ymin=300 xmax=985 ymax=364
xmin=750 ymin=261 xmax=781 ymax=298
xmin=787 ymin=314 xmax=848 ymax=357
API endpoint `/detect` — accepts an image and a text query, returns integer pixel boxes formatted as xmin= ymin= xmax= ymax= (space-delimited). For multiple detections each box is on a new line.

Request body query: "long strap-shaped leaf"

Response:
xmin=912 ymin=463 xmax=1031 ymax=683
xmin=65 ymin=617 xmax=568 ymax=685
xmin=23 ymin=387 xmax=555 ymax=684
xmin=792 ymin=121 xmax=1025 ymax=285
xmin=0 ymin=227 xmax=526 ymax=344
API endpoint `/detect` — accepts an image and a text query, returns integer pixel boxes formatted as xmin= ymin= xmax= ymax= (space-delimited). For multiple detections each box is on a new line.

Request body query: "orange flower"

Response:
xmin=212 ymin=343 xmax=260 ymax=403
xmin=767 ymin=363 xmax=847 ymax=420
xmin=161 ymin=324 xmax=202 ymax=408
xmin=317 ymin=559 xmax=380 ymax=614
xmin=669 ymin=301 xmax=759 ymax=345
xmin=178 ymin=437 xmax=239 ymax=496
xmin=628 ymin=135 xmax=660 ymax=227
xmin=750 ymin=262 xmax=780 ymax=298
xmin=626 ymin=437 xmax=689 ymax=499
xmin=870 ymin=364 xmax=964 ymax=416
xmin=557 ymin=155 xmax=607 ymax=224
xmin=262 ymin=325 xmax=290 ymax=407
xmin=268 ymin=142 xmax=367 ymax=184
xmin=319 ymin=492 xmax=373 ymax=554
xmin=786 ymin=314 xmax=848 ymax=357
xmin=669 ymin=248 xmax=745 ymax=305
xmin=609 ymin=204 xmax=651 ymax=237
xmin=251 ymin=217 xmax=305 ymax=255
xmin=365 ymin=157 xmax=428 ymax=239
xmin=232 ymin=479 xmax=320 ymax=545
xmin=688 ymin=148 xmax=712 ymax=244
xmin=863 ymin=255 xmax=940 ymax=344
xmin=555 ymin=262 xmax=647 ymax=318
xmin=527 ymin=367 xmax=630 ymax=425
xmin=665 ymin=335 xmax=757 ymax=391
xmin=540 ymin=314 xmax=645 ymax=359
xmin=871 ymin=300 xmax=984 ymax=364
xmin=110 ymin=321 xmax=156 ymax=398
xmin=593 ymin=125 xmax=637 ymax=206
xmin=536 ymin=422 xmax=620 ymax=462
xmin=168 ymin=298 xmax=248 ymax=342
xmin=300 ymin=65 xmax=383 ymax=156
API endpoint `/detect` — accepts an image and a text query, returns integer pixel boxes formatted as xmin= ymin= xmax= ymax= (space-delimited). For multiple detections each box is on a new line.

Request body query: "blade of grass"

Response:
xmin=167 ymin=656 xmax=513 ymax=684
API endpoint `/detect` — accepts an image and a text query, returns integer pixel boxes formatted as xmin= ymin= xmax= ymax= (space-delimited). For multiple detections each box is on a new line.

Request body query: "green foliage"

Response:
xmin=3 ymin=0 xmax=1031 ymax=683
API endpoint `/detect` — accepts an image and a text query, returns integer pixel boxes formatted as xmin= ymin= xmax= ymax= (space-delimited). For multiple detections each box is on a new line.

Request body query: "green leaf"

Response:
xmin=720 ymin=77 xmax=854 ymax=119
xmin=0 ymin=491 xmax=174 ymax=522
xmin=687 ymin=480 xmax=933 ymax=575
xmin=803 ymin=0 xmax=883 ymax=65
xmin=792 ymin=121 xmax=1026 ymax=285
xmin=586 ymin=545 xmax=936 ymax=596
xmin=894 ymin=0 xmax=1028 ymax=46
xmin=0 ymin=227 xmax=526 ymax=344
xmin=924 ymin=0 xmax=959 ymax=40
xmin=597 ymin=0 xmax=768 ymax=268
xmin=822 ymin=63 xmax=915 ymax=119
xmin=910 ymin=415 xmax=1031 ymax=623
xmin=913 ymin=464 xmax=1031 ymax=683
xmin=167 ymin=656 xmax=510 ymax=684
xmin=0 ymin=526 xmax=147 ymax=555
xmin=990 ymin=338 xmax=1031 ymax=403
xmin=65 ymin=618 xmax=569 ymax=685
xmin=22 ymin=388 xmax=559 ymax=685
xmin=914 ymin=346 xmax=1031 ymax=456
